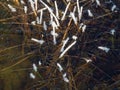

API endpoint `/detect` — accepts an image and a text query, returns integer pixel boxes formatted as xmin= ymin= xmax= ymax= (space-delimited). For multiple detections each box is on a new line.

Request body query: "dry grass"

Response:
xmin=0 ymin=0 xmax=120 ymax=90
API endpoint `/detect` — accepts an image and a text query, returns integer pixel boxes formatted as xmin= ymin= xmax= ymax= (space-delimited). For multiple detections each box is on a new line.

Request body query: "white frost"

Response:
xmin=40 ymin=0 xmax=60 ymax=26
xmin=20 ymin=0 xmax=25 ymax=4
xmin=8 ymin=4 xmax=16 ymax=12
xmin=72 ymin=35 xmax=78 ymax=40
xmin=38 ymin=61 xmax=42 ymax=66
xmin=95 ymin=0 xmax=101 ymax=6
xmin=62 ymin=73 xmax=69 ymax=83
xmin=31 ymin=38 xmax=45 ymax=45
xmin=111 ymin=5 xmax=116 ymax=11
xmin=98 ymin=46 xmax=110 ymax=53
xmin=43 ymin=21 xmax=47 ymax=31
xmin=70 ymin=12 xmax=77 ymax=25
xmin=31 ymin=21 xmax=36 ymax=25
xmin=57 ymin=63 xmax=63 ymax=72
xmin=82 ymin=24 xmax=86 ymax=33
xmin=60 ymin=37 xmax=69 ymax=52
xmin=24 ymin=6 xmax=27 ymax=14
xmin=40 ymin=10 xmax=43 ymax=24
xmin=30 ymin=73 xmax=35 ymax=79
xmin=87 ymin=9 xmax=93 ymax=17
xmin=110 ymin=29 xmax=115 ymax=35
xmin=59 ymin=41 xmax=77 ymax=58
xmin=54 ymin=1 xmax=59 ymax=19
xmin=61 ymin=2 xmax=71 ymax=21
xmin=32 ymin=63 xmax=37 ymax=72
xmin=83 ymin=58 xmax=92 ymax=63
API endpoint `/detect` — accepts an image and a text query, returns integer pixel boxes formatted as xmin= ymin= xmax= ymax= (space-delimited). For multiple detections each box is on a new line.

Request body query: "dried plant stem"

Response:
xmin=62 ymin=18 xmax=72 ymax=40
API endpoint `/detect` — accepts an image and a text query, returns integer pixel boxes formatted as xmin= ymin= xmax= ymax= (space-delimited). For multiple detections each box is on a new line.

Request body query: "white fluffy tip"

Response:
xmin=50 ymin=31 xmax=58 ymax=37
xmin=24 ymin=6 xmax=27 ymax=14
xmin=82 ymin=25 xmax=86 ymax=33
xmin=31 ymin=38 xmax=45 ymax=45
xmin=72 ymin=35 xmax=77 ymax=40
xmin=110 ymin=29 xmax=115 ymax=35
xmin=30 ymin=73 xmax=35 ymax=79
xmin=62 ymin=73 xmax=69 ymax=83
xmin=98 ymin=46 xmax=110 ymax=53
xmin=38 ymin=40 xmax=45 ymax=45
xmin=63 ymin=77 xmax=69 ymax=83
xmin=38 ymin=61 xmax=42 ymax=66
xmin=8 ymin=4 xmax=16 ymax=12
xmin=31 ymin=21 xmax=36 ymax=25
xmin=57 ymin=63 xmax=63 ymax=72
xmin=32 ymin=63 xmax=37 ymax=72
xmin=66 ymin=0 xmax=71 ymax=2
xmin=111 ymin=5 xmax=117 ymax=11
xmin=87 ymin=9 xmax=93 ymax=17
xmin=95 ymin=0 xmax=101 ymax=6
xmin=84 ymin=58 xmax=92 ymax=63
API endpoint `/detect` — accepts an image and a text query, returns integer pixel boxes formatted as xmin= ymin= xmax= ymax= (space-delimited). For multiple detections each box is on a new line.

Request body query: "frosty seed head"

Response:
xmin=30 ymin=73 xmax=36 ymax=79
xmin=98 ymin=46 xmax=110 ymax=53
xmin=32 ymin=63 xmax=37 ymax=72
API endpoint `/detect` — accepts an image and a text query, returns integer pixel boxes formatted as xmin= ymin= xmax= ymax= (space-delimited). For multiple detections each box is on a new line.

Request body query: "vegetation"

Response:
xmin=0 ymin=0 xmax=120 ymax=90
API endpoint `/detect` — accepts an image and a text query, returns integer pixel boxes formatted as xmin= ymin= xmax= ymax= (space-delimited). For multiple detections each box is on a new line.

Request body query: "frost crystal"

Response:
xmin=31 ymin=38 xmax=45 ymax=45
xmin=98 ymin=46 xmax=110 ymax=53
xmin=24 ymin=6 xmax=27 ymax=14
xmin=31 ymin=21 xmax=36 ymax=25
xmin=82 ymin=24 xmax=86 ymax=33
xmin=60 ymin=37 xmax=70 ymax=52
xmin=30 ymin=73 xmax=35 ymax=79
xmin=111 ymin=5 xmax=116 ymax=11
xmin=70 ymin=12 xmax=77 ymax=25
xmin=32 ymin=63 xmax=37 ymax=72
xmin=54 ymin=1 xmax=59 ymax=19
xmin=62 ymin=73 xmax=69 ymax=83
xmin=95 ymin=0 xmax=101 ymax=6
xmin=38 ymin=61 xmax=42 ymax=66
xmin=43 ymin=21 xmax=47 ymax=31
xmin=8 ymin=4 xmax=16 ymax=12
xmin=40 ymin=0 xmax=60 ymax=26
xmin=20 ymin=0 xmax=25 ymax=4
xmin=36 ymin=16 xmax=40 ymax=24
xmin=72 ymin=35 xmax=77 ymax=40
xmin=57 ymin=63 xmax=63 ymax=72
xmin=29 ymin=0 xmax=35 ymax=13
xmin=59 ymin=41 xmax=76 ymax=58
xmin=83 ymin=58 xmax=92 ymax=63
xmin=87 ymin=9 xmax=93 ymax=17
xmin=110 ymin=29 xmax=115 ymax=35
xmin=40 ymin=10 xmax=43 ymax=24
xmin=61 ymin=2 xmax=71 ymax=21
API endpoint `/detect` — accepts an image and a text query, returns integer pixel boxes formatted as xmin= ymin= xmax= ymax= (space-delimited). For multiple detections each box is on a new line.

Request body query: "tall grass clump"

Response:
xmin=0 ymin=0 xmax=120 ymax=90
